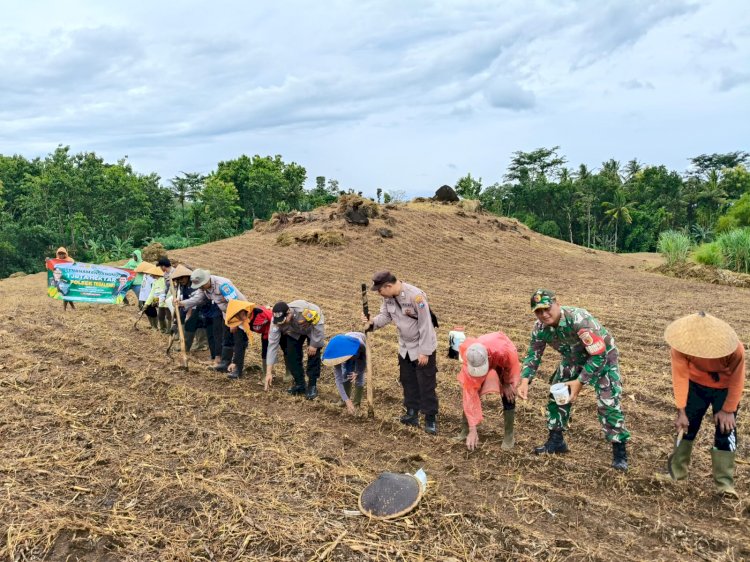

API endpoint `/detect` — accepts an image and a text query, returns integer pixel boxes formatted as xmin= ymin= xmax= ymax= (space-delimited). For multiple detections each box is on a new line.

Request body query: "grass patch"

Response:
xmin=657 ymin=230 xmax=691 ymax=266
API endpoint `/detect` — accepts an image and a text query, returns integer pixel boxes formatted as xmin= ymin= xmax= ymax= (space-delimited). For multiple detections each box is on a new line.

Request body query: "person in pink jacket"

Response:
xmin=457 ymin=331 xmax=521 ymax=451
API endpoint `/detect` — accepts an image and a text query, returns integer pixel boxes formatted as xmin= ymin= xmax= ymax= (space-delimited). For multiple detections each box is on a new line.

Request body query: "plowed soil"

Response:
xmin=1 ymin=202 xmax=748 ymax=561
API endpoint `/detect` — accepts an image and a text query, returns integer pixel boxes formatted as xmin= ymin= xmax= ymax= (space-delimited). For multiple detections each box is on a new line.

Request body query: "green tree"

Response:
xmin=200 ymin=177 xmax=241 ymax=241
xmin=455 ymin=173 xmax=482 ymax=199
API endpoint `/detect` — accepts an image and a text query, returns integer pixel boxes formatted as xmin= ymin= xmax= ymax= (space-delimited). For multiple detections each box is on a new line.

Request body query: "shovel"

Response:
xmin=133 ymin=309 xmax=145 ymax=330
xmin=167 ymin=281 xmax=189 ymax=371
xmin=361 ymin=283 xmax=375 ymax=418
xmin=666 ymin=428 xmax=684 ymax=479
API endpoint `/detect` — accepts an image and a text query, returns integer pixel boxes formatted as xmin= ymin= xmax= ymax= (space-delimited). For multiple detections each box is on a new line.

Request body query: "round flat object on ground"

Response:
xmin=358 ymin=472 xmax=424 ymax=520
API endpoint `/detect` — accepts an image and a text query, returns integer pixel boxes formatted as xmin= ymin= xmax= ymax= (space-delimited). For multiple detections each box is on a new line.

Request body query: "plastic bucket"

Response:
xmin=550 ymin=382 xmax=570 ymax=405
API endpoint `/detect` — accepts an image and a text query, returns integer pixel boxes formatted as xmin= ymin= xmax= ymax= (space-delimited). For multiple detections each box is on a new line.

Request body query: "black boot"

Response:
xmin=400 ymin=408 xmax=419 ymax=427
xmin=306 ymin=382 xmax=318 ymax=400
xmin=211 ymin=346 xmax=233 ymax=372
xmin=612 ymin=442 xmax=628 ymax=472
xmin=287 ymin=384 xmax=306 ymax=396
xmin=533 ymin=430 xmax=569 ymax=455
xmin=424 ymin=414 xmax=438 ymax=436
xmin=183 ymin=331 xmax=196 ymax=352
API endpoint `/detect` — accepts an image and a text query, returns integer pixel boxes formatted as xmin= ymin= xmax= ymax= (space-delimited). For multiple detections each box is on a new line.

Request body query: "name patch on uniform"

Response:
xmin=414 ymin=295 xmax=426 ymax=309
xmin=578 ymin=328 xmax=605 ymax=355
xmin=302 ymin=309 xmax=320 ymax=325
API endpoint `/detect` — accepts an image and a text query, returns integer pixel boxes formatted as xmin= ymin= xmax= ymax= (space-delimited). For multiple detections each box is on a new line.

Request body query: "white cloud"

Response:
xmin=0 ymin=0 xmax=747 ymax=194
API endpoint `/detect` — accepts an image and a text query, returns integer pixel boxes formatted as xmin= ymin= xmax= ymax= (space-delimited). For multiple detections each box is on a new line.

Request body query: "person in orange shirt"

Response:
xmin=455 ymin=331 xmax=521 ymax=451
xmin=664 ymin=311 xmax=745 ymax=498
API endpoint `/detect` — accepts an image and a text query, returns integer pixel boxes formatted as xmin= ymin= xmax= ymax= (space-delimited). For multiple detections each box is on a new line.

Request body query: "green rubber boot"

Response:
xmin=667 ymin=439 xmax=694 ymax=481
xmin=148 ymin=315 xmax=158 ymax=330
xmin=452 ymin=414 xmax=469 ymax=442
xmin=711 ymin=448 xmax=739 ymax=498
xmin=501 ymin=410 xmax=516 ymax=450
xmin=352 ymin=385 xmax=364 ymax=407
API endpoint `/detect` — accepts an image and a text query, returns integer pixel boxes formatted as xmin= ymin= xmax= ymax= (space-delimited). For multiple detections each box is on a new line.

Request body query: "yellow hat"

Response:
xmin=225 ymin=300 xmax=256 ymax=328
xmin=134 ymin=262 xmax=152 ymax=273
xmin=664 ymin=312 xmax=740 ymax=359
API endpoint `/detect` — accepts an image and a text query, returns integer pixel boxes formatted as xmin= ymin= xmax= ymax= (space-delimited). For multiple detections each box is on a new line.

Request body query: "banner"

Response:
xmin=46 ymin=259 xmax=135 ymax=304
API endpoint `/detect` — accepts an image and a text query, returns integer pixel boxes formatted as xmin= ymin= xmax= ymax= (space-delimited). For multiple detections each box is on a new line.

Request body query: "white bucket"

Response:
xmin=550 ymin=383 xmax=570 ymax=405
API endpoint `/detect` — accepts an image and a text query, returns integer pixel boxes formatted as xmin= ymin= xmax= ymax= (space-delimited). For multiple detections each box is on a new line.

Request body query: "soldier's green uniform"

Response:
xmin=521 ymin=300 xmax=630 ymax=444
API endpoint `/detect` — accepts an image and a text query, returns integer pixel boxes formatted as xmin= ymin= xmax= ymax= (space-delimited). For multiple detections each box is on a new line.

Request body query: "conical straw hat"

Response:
xmin=664 ymin=312 xmax=739 ymax=359
xmin=146 ymin=264 xmax=164 ymax=277
xmin=171 ymin=264 xmax=193 ymax=280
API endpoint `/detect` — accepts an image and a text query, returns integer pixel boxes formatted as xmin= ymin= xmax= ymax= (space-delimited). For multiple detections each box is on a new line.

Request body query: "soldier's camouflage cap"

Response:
xmin=530 ymin=289 xmax=556 ymax=311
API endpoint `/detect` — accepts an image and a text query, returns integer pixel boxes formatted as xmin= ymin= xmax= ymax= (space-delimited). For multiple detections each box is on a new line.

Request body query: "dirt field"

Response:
xmin=1 ymin=202 xmax=748 ymax=561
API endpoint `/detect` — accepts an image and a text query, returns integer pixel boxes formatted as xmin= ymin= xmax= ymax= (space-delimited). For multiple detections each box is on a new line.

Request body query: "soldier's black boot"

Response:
xmin=533 ymin=429 xmax=569 ymax=455
xmin=211 ymin=346 xmax=233 ymax=372
xmin=400 ymin=408 xmax=419 ymax=427
xmin=612 ymin=442 xmax=628 ymax=472
xmin=424 ymin=414 xmax=438 ymax=436
xmin=305 ymin=381 xmax=318 ymax=400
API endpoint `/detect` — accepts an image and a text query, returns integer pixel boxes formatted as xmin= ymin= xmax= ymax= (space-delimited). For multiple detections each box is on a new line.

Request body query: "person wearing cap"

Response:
xmin=362 ymin=271 xmax=439 ymax=435
xmin=322 ymin=333 xmax=367 ymax=414
xmin=456 ymin=332 xmax=521 ymax=451
xmin=517 ymin=289 xmax=630 ymax=471
xmin=663 ymin=312 xmax=745 ymax=498
xmin=264 ymin=300 xmax=326 ymax=399
xmin=224 ymin=300 xmax=274 ymax=380
xmin=123 ymin=250 xmax=144 ymax=307
xmin=55 ymin=247 xmax=76 ymax=311
xmin=178 ymin=269 xmax=247 ymax=371
xmin=143 ymin=264 xmax=169 ymax=332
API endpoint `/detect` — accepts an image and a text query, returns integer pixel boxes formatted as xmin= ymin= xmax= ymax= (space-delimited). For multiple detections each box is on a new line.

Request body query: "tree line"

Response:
xmin=460 ymin=147 xmax=750 ymax=253
xmin=1 ymin=144 xmax=748 ymax=278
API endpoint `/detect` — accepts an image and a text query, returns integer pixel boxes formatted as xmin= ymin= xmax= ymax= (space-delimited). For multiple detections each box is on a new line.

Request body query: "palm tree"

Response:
xmin=602 ymin=190 xmax=634 ymax=251
xmin=170 ymin=172 xmax=205 ymax=235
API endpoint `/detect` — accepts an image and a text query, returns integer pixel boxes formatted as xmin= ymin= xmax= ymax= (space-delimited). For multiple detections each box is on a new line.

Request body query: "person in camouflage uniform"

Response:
xmin=517 ymin=289 xmax=630 ymax=471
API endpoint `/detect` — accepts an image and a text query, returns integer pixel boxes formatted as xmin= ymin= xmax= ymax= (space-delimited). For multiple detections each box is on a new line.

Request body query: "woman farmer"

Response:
xmin=55 ymin=247 xmax=76 ymax=311
xmin=123 ymin=250 xmax=144 ymax=308
xmin=134 ymin=262 xmax=158 ymax=329
xmin=322 ymin=333 xmax=367 ymax=415
xmin=664 ymin=312 xmax=745 ymax=498
xmin=224 ymin=300 xmax=273 ymax=380
xmin=143 ymin=264 xmax=167 ymax=331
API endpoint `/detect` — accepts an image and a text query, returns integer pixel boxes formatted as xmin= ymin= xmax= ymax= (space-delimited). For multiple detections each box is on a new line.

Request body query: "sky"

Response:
xmin=1 ymin=0 xmax=748 ymax=197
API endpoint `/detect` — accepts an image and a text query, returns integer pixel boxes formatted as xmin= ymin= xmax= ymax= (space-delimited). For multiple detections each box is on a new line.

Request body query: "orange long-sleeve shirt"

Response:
xmin=671 ymin=343 xmax=746 ymax=413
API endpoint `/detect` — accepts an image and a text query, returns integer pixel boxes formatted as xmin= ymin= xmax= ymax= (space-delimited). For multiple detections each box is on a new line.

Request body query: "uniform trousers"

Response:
xmin=398 ymin=351 xmax=438 ymax=416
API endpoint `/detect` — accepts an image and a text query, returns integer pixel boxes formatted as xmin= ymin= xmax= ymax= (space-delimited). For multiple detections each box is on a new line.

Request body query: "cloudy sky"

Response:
xmin=1 ymin=1 xmax=748 ymax=196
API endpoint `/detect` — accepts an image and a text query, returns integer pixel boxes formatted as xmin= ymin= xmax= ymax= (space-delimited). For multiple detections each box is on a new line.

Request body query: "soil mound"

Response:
xmin=652 ymin=262 xmax=750 ymax=288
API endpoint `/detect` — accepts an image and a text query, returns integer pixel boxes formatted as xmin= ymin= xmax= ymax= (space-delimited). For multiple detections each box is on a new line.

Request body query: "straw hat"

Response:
xmin=146 ymin=264 xmax=164 ymax=277
xmin=171 ymin=264 xmax=193 ymax=280
xmin=664 ymin=312 xmax=739 ymax=359
xmin=133 ymin=262 xmax=152 ymax=273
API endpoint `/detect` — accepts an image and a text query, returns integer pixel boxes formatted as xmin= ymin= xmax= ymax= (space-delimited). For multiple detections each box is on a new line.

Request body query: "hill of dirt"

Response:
xmin=1 ymin=201 xmax=748 ymax=561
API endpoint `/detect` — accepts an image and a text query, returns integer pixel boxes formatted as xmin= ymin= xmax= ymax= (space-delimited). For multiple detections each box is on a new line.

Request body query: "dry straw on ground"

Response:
xmin=0 ymin=201 xmax=748 ymax=561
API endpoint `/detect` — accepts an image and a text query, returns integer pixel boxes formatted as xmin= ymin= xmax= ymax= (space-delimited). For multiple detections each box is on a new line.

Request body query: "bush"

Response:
xmin=692 ymin=242 xmax=723 ymax=267
xmin=537 ymin=220 xmax=561 ymax=238
xmin=657 ymin=230 xmax=691 ymax=266
xmin=716 ymin=228 xmax=750 ymax=273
